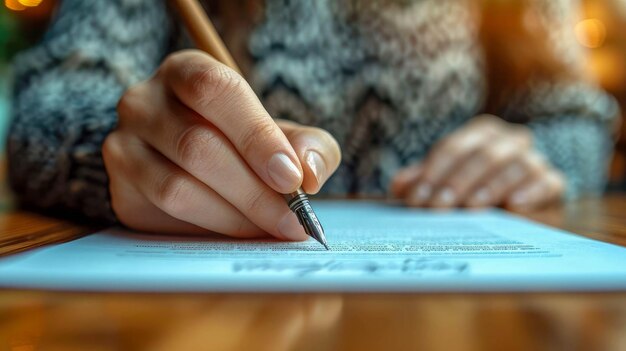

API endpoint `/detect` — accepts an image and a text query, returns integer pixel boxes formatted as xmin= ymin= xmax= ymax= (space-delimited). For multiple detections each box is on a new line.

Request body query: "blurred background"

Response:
xmin=1 ymin=0 xmax=54 ymax=152
xmin=1 ymin=0 xmax=626 ymax=188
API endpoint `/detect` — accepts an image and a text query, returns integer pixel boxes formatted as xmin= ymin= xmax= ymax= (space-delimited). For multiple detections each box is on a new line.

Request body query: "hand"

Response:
xmin=391 ymin=115 xmax=565 ymax=210
xmin=103 ymin=50 xmax=341 ymax=240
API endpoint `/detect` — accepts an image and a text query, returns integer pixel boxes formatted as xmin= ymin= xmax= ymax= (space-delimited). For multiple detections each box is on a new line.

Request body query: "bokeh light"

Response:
xmin=4 ymin=0 xmax=42 ymax=11
xmin=17 ymin=0 xmax=42 ymax=7
xmin=18 ymin=0 xmax=43 ymax=6
xmin=4 ymin=0 xmax=26 ymax=11
xmin=575 ymin=18 xmax=607 ymax=48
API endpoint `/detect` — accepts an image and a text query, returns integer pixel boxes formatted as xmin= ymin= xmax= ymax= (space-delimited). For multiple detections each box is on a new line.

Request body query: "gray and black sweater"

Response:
xmin=9 ymin=0 xmax=619 ymax=223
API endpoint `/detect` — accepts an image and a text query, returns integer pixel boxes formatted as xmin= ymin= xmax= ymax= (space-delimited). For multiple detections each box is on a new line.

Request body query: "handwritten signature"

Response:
xmin=233 ymin=258 xmax=468 ymax=277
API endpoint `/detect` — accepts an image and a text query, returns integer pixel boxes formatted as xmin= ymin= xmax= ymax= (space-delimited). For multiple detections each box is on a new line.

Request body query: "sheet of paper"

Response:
xmin=1 ymin=201 xmax=625 ymax=292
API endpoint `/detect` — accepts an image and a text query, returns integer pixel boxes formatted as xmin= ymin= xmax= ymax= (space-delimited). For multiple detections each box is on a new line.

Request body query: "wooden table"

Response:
xmin=1 ymin=195 xmax=625 ymax=351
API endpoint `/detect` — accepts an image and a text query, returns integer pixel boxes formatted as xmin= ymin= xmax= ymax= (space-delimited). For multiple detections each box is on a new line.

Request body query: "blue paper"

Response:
xmin=1 ymin=201 xmax=625 ymax=292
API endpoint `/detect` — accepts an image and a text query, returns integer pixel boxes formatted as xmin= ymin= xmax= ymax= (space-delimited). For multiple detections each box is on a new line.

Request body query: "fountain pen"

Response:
xmin=286 ymin=189 xmax=329 ymax=250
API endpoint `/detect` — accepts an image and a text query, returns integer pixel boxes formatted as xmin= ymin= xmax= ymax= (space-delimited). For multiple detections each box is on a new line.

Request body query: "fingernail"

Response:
xmin=277 ymin=212 xmax=307 ymax=241
xmin=305 ymin=150 xmax=326 ymax=185
xmin=407 ymin=183 xmax=432 ymax=206
xmin=435 ymin=187 xmax=456 ymax=206
xmin=415 ymin=183 xmax=432 ymax=201
xmin=268 ymin=153 xmax=302 ymax=193
xmin=510 ymin=191 xmax=526 ymax=205
xmin=471 ymin=188 xmax=490 ymax=205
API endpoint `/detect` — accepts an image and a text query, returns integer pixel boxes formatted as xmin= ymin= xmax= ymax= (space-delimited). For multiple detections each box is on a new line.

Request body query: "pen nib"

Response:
xmin=308 ymin=222 xmax=329 ymax=250
xmin=321 ymin=240 xmax=330 ymax=251
xmin=287 ymin=190 xmax=329 ymax=251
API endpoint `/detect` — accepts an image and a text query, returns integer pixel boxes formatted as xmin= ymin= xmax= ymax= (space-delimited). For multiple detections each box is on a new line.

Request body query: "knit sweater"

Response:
xmin=8 ymin=0 xmax=618 ymax=223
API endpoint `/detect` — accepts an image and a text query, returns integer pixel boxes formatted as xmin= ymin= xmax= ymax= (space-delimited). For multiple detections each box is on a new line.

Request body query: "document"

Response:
xmin=1 ymin=201 xmax=625 ymax=292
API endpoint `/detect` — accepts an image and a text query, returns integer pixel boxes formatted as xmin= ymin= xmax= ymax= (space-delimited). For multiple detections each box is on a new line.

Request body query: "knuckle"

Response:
xmin=433 ymin=136 xmax=453 ymax=152
xmin=439 ymin=138 xmax=463 ymax=156
xmin=154 ymin=173 xmax=191 ymax=217
xmin=176 ymin=125 xmax=224 ymax=171
xmin=553 ymin=173 xmax=566 ymax=193
xmin=116 ymin=93 xmax=133 ymax=118
xmin=188 ymin=65 xmax=244 ymax=108
xmin=102 ymin=132 xmax=124 ymax=167
xmin=161 ymin=50 xmax=246 ymax=108
xmin=474 ymin=114 xmax=499 ymax=123
xmin=471 ymin=114 xmax=501 ymax=130
xmin=524 ymin=153 xmax=547 ymax=175
xmin=161 ymin=52 xmax=180 ymax=71
xmin=474 ymin=115 xmax=506 ymax=136
xmin=161 ymin=50 xmax=196 ymax=75
xmin=478 ymin=145 xmax=504 ymax=164
xmin=117 ymin=84 xmax=150 ymax=127
xmin=117 ymin=84 xmax=144 ymax=116
xmin=510 ymin=125 xmax=533 ymax=148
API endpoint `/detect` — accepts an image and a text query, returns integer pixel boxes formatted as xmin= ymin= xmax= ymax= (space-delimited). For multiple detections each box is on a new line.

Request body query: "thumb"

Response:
xmin=277 ymin=120 xmax=341 ymax=194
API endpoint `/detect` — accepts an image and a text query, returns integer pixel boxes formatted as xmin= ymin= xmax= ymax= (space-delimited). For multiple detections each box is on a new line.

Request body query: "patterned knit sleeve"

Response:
xmin=8 ymin=0 xmax=173 ymax=222
xmin=487 ymin=0 xmax=619 ymax=198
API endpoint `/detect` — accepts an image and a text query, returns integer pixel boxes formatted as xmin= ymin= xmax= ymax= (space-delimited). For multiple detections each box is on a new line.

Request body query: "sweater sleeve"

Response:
xmin=487 ymin=0 xmax=619 ymax=199
xmin=8 ymin=0 xmax=174 ymax=222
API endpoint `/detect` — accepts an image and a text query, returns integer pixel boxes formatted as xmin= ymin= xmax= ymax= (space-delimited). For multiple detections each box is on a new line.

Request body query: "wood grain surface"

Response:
xmin=1 ymin=195 xmax=625 ymax=351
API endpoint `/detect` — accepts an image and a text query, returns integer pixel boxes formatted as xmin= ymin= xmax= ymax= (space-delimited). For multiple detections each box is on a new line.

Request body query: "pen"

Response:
xmin=170 ymin=0 xmax=329 ymax=250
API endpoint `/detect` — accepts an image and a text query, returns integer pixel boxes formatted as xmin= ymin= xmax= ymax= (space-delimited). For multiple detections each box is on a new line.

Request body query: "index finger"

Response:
xmin=160 ymin=50 xmax=303 ymax=194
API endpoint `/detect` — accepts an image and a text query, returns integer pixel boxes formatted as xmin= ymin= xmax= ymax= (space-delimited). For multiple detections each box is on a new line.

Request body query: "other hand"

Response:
xmin=391 ymin=115 xmax=564 ymax=210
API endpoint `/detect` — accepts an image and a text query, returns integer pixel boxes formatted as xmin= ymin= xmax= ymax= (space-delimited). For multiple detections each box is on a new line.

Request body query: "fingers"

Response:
xmin=277 ymin=120 xmax=341 ymax=194
xmin=108 ymin=169 xmax=214 ymax=236
xmin=394 ymin=115 xmax=565 ymax=210
xmin=408 ymin=125 xmax=492 ymax=206
xmin=505 ymin=168 xmax=565 ymax=211
xmin=465 ymin=159 xmax=529 ymax=207
xmin=111 ymin=49 xmax=339 ymax=240
xmin=160 ymin=50 xmax=303 ymax=194
xmin=118 ymin=94 xmax=308 ymax=240
xmin=395 ymin=151 xmax=564 ymax=211
xmin=431 ymin=134 xmax=524 ymax=207
xmin=104 ymin=132 xmax=267 ymax=238
xmin=390 ymin=164 xmax=423 ymax=198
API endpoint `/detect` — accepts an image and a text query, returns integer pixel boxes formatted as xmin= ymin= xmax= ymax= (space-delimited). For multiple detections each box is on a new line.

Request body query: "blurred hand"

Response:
xmin=391 ymin=115 xmax=564 ymax=210
xmin=103 ymin=50 xmax=341 ymax=240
